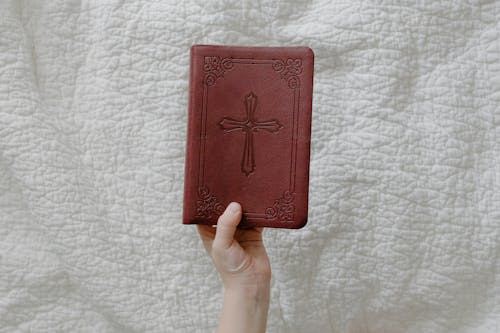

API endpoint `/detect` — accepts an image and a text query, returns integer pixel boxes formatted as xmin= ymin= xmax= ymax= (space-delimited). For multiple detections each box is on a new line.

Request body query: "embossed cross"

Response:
xmin=219 ymin=92 xmax=283 ymax=176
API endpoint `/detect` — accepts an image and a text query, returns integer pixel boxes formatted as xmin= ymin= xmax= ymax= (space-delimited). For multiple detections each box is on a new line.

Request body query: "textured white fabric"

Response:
xmin=1 ymin=1 xmax=499 ymax=332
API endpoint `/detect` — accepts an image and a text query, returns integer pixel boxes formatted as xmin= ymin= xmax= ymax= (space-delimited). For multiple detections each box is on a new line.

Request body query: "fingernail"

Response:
xmin=226 ymin=202 xmax=240 ymax=214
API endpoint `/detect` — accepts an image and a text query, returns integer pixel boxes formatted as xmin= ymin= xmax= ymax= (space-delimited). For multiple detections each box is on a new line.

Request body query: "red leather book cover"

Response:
xmin=183 ymin=45 xmax=314 ymax=229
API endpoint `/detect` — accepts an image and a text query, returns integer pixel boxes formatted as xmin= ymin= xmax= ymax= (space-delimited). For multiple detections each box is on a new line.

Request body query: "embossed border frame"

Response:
xmin=197 ymin=56 xmax=303 ymax=224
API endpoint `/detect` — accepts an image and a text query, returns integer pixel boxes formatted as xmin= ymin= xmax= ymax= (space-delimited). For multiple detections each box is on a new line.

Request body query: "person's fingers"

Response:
xmin=197 ymin=224 xmax=216 ymax=254
xmin=234 ymin=227 xmax=262 ymax=242
xmin=213 ymin=202 xmax=242 ymax=250
xmin=198 ymin=224 xmax=216 ymax=240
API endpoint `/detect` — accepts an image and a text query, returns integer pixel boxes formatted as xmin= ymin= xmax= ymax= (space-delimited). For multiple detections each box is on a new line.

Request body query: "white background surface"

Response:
xmin=1 ymin=1 xmax=499 ymax=332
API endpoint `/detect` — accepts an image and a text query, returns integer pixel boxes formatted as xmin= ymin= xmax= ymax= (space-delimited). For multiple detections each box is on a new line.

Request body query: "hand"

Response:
xmin=197 ymin=202 xmax=271 ymax=333
xmin=197 ymin=202 xmax=271 ymax=289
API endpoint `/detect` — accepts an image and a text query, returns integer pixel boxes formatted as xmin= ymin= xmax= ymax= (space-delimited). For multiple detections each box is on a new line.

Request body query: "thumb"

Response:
xmin=212 ymin=202 xmax=251 ymax=274
xmin=213 ymin=202 xmax=242 ymax=249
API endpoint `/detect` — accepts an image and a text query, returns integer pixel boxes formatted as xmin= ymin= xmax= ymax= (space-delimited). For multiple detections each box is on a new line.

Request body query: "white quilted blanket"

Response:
xmin=1 ymin=1 xmax=499 ymax=332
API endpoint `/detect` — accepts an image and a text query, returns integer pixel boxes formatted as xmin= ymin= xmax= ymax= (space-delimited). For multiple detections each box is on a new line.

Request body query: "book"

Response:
xmin=183 ymin=45 xmax=314 ymax=229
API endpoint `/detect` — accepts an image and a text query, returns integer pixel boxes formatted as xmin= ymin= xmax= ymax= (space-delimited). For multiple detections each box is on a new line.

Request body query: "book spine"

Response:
xmin=182 ymin=46 xmax=200 ymax=224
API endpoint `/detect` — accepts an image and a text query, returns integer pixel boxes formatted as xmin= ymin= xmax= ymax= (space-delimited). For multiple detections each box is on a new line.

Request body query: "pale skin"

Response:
xmin=197 ymin=202 xmax=271 ymax=333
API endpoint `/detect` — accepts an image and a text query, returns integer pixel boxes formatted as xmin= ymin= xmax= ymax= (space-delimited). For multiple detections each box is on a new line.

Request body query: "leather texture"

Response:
xmin=183 ymin=45 xmax=314 ymax=228
xmin=2 ymin=1 xmax=500 ymax=332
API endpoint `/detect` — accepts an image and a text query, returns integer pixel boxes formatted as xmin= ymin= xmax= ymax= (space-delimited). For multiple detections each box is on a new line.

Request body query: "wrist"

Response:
xmin=221 ymin=258 xmax=272 ymax=291
xmin=224 ymin=279 xmax=270 ymax=298
xmin=223 ymin=274 xmax=271 ymax=295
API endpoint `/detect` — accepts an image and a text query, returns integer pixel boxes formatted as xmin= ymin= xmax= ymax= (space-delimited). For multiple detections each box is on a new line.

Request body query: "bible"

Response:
xmin=183 ymin=45 xmax=314 ymax=228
